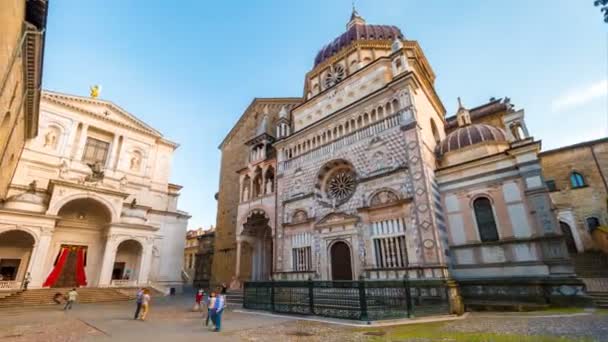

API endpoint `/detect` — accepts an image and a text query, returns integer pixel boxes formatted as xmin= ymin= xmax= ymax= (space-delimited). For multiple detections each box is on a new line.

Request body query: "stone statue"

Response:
xmin=85 ymin=162 xmax=104 ymax=182
xmin=242 ymin=186 xmax=249 ymax=201
xmin=59 ymin=160 xmax=69 ymax=179
xmin=27 ymin=180 xmax=37 ymax=193
xmin=120 ymin=175 xmax=128 ymax=189
xmin=130 ymin=153 xmax=141 ymax=171
xmin=265 ymin=178 xmax=273 ymax=194
xmin=43 ymin=130 xmax=57 ymax=149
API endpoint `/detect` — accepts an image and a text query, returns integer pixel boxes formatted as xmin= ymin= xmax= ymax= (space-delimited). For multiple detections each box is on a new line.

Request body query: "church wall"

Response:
xmin=213 ymin=100 xmax=300 ymax=285
xmin=540 ymin=139 xmax=608 ymax=251
xmin=148 ymin=212 xmax=188 ymax=286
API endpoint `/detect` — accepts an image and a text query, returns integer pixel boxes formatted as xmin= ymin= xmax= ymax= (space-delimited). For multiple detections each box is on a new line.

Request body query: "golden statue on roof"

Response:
xmin=90 ymin=85 xmax=101 ymax=99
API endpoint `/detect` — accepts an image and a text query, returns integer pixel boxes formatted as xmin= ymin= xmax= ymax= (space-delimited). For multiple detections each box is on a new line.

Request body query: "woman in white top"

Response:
xmin=140 ymin=289 xmax=151 ymax=320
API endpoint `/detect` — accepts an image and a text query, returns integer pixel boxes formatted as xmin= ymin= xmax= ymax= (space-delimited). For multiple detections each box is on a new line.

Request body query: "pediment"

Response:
xmin=42 ymin=91 xmax=162 ymax=137
xmin=315 ymin=212 xmax=359 ymax=228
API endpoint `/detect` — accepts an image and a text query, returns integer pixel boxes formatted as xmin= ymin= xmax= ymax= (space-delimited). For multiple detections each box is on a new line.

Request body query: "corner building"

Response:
xmin=216 ymin=11 xmax=584 ymax=302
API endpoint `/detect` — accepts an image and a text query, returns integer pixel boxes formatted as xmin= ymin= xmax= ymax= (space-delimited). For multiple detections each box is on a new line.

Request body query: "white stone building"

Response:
xmin=0 ymin=90 xmax=189 ymax=291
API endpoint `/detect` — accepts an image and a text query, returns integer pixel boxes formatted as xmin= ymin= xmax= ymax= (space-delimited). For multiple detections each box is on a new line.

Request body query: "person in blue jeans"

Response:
xmin=210 ymin=290 xmax=226 ymax=332
xmin=133 ymin=288 xmax=144 ymax=319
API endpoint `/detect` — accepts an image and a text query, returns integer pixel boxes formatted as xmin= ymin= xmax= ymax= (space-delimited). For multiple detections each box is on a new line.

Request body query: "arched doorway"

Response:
xmin=560 ymin=221 xmax=578 ymax=254
xmin=330 ymin=241 xmax=353 ymax=280
xmin=45 ymin=198 xmax=111 ymax=288
xmin=0 ymin=230 xmax=35 ymax=285
xmin=241 ymin=211 xmax=273 ymax=281
xmin=112 ymin=240 xmax=143 ymax=283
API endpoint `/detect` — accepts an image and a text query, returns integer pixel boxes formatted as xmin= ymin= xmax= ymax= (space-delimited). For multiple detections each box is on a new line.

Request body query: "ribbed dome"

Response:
xmin=314 ymin=23 xmax=404 ymax=67
xmin=437 ymin=124 xmax=507 ymax=155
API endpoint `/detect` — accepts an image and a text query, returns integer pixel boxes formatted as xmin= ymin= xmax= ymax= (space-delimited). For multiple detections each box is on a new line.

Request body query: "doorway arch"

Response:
xmin=241 ymin=210 xmax=273 ymax=281
xmin=113 ymin=239 xmax=143 ymax=282
xmin=330 ymin=241 xmax=353 ymax=280
xmin=45 ymin=198 xmax=111 ymax=288
xmin=0 ymin=230 xmax=36 ymax=284
xmin=560 ymin=221 xmax=578 ymax=254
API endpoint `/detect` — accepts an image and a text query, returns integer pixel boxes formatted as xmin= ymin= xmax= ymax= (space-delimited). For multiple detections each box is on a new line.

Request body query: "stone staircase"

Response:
xmin=573 ymin=252 xmax=608 ymax=309
xmin=0 ymin=287 xmax=149 ymax=308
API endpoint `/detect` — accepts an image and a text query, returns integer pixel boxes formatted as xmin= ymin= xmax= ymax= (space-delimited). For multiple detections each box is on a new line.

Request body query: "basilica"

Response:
xmin=213 ymin=10 xmax=588 ymax=303
xmin=0 ymin=90 xmax=189 ymax=292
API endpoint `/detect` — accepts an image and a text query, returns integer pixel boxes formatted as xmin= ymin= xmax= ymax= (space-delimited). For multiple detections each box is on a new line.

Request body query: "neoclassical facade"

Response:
xmin=0 ymin=90 xmax=189 ymax=291
xmin=215 ymin=10 xmax=587 ymax=303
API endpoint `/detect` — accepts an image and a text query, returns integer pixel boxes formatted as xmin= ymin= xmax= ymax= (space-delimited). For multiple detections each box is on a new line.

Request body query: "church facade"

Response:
xmin=214 ymin=10 xmax=587 ymax=304
xmin=0 ymin=90 xmax=189 ymax=291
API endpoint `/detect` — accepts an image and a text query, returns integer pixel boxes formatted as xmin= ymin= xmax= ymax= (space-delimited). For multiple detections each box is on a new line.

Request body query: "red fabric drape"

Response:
xmin=43 ymin=247 xmax=69 ymax=287
xmin=75 ymin=247 xmax=87 ymax=286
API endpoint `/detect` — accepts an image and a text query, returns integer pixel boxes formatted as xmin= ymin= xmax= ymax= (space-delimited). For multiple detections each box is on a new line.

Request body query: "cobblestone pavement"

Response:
xmin=1 ymin=295 xmax=607 ymax=342
xmin=442 ymin=312 xmax=608 ymax=341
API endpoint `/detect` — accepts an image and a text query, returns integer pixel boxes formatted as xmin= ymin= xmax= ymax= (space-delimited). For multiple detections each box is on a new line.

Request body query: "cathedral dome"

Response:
xmin=313 ymin=10 xmax=404 ymax=67
xmin=437 ymin=123 xmax=507 ymax=155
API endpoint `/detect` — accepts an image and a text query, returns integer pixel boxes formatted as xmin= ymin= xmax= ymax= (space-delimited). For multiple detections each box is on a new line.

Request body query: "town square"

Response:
xmin=0 ymin=0 xmax=607 ymax=341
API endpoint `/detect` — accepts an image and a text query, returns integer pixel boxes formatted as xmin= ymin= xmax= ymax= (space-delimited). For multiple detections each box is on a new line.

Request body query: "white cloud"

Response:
xmin=552 ymin=79 xmax=608 ymax=112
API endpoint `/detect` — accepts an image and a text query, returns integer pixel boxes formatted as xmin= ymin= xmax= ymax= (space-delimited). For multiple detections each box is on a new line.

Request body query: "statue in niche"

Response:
xmin=59 ymin=160 xmax=69 ymax=179
xmin=43 ymin=130 xmax=57 ymax=149
xmin=254 ymin=177 xmax=262 ymax=197
xmin=130 ymin=153 xmax=141 ymax=171
xmin=265 ymin=178 xmax=273 ymax=194
xmin=242 ymin=186 xmax=249 ymax=202
xmin=372 ymin=151 xmax=386 ymax=170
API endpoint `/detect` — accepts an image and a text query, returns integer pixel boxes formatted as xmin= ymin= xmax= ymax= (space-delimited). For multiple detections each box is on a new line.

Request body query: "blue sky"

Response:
xmin=43 ymin=1 xmax=607 ymax=230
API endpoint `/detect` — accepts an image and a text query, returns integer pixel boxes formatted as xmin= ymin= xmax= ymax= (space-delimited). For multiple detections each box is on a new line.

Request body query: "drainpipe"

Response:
xmin=590 ymin=145 xmax=608 ymax=193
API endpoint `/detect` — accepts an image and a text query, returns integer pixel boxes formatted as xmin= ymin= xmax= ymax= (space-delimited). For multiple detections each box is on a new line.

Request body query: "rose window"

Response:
xmin=323 ymin=64 xmax=346 ymax=89
xmin=326 ymin=170 xmax=356 ymax=203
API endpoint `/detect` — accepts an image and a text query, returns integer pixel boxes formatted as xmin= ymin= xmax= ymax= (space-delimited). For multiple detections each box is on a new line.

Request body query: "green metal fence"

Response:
xmin=243 ymin=278 xmax=450 ymax=321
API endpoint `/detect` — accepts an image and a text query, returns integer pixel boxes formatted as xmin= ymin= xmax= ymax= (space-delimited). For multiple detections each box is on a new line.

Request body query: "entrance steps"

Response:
xmin=0 ymin=287 xmax=160 ymax=308
xmin=225 ymin=289 xmax=243 ymax=308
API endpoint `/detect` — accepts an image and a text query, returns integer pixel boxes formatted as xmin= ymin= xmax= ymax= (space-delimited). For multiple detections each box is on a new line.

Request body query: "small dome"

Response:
xmin=437 ymin=124 xmax=507 ymax=155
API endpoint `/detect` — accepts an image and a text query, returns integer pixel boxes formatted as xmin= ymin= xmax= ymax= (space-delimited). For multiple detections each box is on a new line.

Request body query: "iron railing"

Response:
xmin=243 ymin=278 xmax=450 ymax=321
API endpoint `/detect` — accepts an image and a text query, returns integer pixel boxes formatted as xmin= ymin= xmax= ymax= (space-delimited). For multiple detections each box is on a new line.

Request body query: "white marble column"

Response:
xmin=137 ymin=240 xmax=154 ymax=285
xmin=98 ymin=237 xmax=117 ymax=287
xmin=107 ymin=134 xmax=120 ymax=169
xmin=235 ymin=240 xmax=242 ymax=279
xmin=75 ymin=124 xmax=89 ymax=161
xmin=27 ymin=229 xmax=53 ymax=288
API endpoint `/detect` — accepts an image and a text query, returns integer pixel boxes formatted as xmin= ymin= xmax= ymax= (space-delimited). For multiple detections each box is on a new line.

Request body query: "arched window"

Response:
xmin=473 ymin=197 xmax=499 ymax=242
xmin=586 ymin=217 xmax=600 ymax=232
xmin=570 ymin=172 xmax=586 ymax=188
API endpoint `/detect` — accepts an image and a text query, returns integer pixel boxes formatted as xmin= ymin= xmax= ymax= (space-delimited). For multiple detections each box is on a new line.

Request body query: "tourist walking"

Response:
xmin=205 ymin=291 xmax=216 ymax=327
xmin=210 ymin=289 xmax=226 ymax=332
xmin=22 ymin=272 xmax=31 ymax=290
xmin=140 ymin=289 xmax=151 ymax=320
xmin=63 ymin=288 xmax=78 ymax=310
xmin=133 ymin=288 xmax=144 ymax=319
xmin=194 ymin=289 xmax=204 ymax=312
xmin=220 ymin=282 xmax=227 ymax=294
